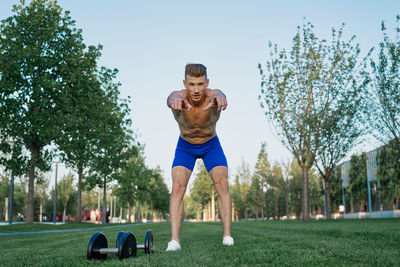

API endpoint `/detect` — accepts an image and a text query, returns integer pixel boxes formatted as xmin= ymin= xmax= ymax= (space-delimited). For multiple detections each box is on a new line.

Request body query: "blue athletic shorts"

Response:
xmin=172 ymin=135 xmax=228 ymax=172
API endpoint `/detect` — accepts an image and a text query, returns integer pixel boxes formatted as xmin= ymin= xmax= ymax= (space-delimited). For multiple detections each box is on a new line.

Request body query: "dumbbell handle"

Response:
xmin=137 ymin=244 xmax=145 ymax=249
xmin=94 ymin=248 xmax=118 ymax=254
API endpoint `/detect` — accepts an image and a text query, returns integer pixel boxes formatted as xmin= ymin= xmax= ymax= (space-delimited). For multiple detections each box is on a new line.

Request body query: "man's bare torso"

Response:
xmin=172 ymin=89 xmax=221 ymax=144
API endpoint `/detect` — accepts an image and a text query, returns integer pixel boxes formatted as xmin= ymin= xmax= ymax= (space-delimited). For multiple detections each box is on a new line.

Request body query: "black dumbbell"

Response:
xmin=87 ymin=231 xmax=137 ymax=260
xmin=117 ymin=229 xmax=154 ymax=254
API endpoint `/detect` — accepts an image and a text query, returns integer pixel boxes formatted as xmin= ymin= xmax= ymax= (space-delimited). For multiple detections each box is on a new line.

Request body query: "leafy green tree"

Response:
xmin=268 ymin=163 xmax=290 ymax=219
xmin=252 ymin=143 xmax=272 ymax=219
xmin=377 ymin=141 xmax=400 ymax=208
xmin=58 ymin=173 xmax=73 ymax=222
xmin=0 ymin=173 xmax=10 ymax=220
xmin=190 ymin=163 xmax=214 ymax=218
xmin=247 ymin=175 xmax=263 ymax=220
xmin=10 ymin=178 xmax=27 ymax=219
xmin=348 ymin=153 xmax=368 ymax=212
xmin=310 ymin=26 xmax=367 ymax=219
xmin=366 ymin=16 xmax=400 ymax=204
xmin=288 ymin=159 xmax=303 ymax=218
xmin=259 ymin=21 xmax=366 ymax=220
xmin=113 ymin=147 xmax=147 ymax=223
xmin=183 ymin=195 xmax=201 ymax=220
xmin=0 ymin=0 xmax=102 ymax=223
xmin=56 ymin=46 xmax=109 ymax=223
xmin=365 ymin=15 xmax=400 ymax=150
xmin=35 ymin=172 xmax=48 ymax=221
xmin=87 ymin=68 xmax=133 ymax=224
xmin=82 ymin=189 xmax=96 ymax=210
xmin=149 ymin=167 xmax=170 ymax=218
xmin=330 ymin=165 xmax=344 ymax=213
xmin=230 ymin=159 xmax=253 ymax=219
xmin=309 ymin=169 xmax=323 ymax=215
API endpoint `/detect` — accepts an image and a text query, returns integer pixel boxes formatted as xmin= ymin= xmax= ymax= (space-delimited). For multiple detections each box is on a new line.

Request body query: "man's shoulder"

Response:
xmin=174 ymin=89 xmax=188 ymax=99
xmin=205 ymin=88 xmax=215 ymax=97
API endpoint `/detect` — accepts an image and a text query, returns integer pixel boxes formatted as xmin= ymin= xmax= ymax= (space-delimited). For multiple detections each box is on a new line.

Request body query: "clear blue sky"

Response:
xmin=1 ymin=0 xmax=399 ymax=190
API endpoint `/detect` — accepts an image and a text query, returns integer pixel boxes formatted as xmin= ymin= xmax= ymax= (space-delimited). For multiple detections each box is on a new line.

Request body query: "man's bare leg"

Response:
xmin=169 ymin=166 xmax=191 ymax=246
xmin=209 ymin=166 xmax=232 ymax=242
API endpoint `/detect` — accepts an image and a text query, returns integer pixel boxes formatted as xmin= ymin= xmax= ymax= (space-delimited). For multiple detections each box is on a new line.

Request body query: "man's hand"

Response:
xmin=203 ymin=90 xmax=227 ymax=112
xmin=171 ymin=98 xmax=192 ymax=111
xmin=168 ymin=91 xmax=192 ymax=111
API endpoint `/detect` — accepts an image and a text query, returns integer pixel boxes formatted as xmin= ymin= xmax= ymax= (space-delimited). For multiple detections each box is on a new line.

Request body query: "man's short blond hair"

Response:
xmin=185 ymin=63 xmax=207 ymax=79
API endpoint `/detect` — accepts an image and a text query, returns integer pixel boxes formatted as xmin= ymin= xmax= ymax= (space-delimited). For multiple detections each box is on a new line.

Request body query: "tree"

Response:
xmin=87 ymin=67 xmax=133 ymax=224
xmin=366 ymin=16 xmax=400 ymax=201
xmin=0 ymin=0 xmax=97 ymax=223
xmin=377 ymin=141 xmax=400 ymax=208
xmin=247 ymin=175 xmax=264 ymax=220
xmin=230 ymin=160 xmax=252 ymax=219
xmin=0 ymin=173 xmax=10 ymax=221
xmin=252 ymin=143 xmax=272 ymax=219
xmin=58 ymin=173 xmax=73 ymax=222
xmin=190 ymin=163 xmax=214 ymax=220
xmin=348 ymin=153 xmax=368 ymax=212
xmin=311 ymin=26 xmax=367 ymax=219
xmin=280 ymin=160 xmax=292 ymax=218
xmin=183 ymin=195 xmax=201 ymax=220
xmin=114 ymin=147 xmax=148 ymax=223
xmin=148 ymin=167 xmax=170 ymax=218
xmin=309 ymin=169 xmax=323 ymax=215
xmin=35 ymin=172 xmax=48 ymax=222
xmin=288 ymin=158 xmax=303 ymax=219
xmin=259 ymin=21 xmax=366 ymax=220
xmin=56 ymin=44 xmax=108 ymax=223
xmin=366 ymin=15 xmax=400 ymax=150
xmin=330 ymin=165 xmax=344 ymax=213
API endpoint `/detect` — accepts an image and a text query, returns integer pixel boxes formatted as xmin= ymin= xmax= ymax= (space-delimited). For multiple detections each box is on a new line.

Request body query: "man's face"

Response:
xmin=183 ymin=75 xmax=209 ymax=105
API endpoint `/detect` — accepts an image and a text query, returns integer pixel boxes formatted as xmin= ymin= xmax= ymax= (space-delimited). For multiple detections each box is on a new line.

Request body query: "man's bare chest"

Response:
xmin=181 ymin=109 xmax=213 ymax=128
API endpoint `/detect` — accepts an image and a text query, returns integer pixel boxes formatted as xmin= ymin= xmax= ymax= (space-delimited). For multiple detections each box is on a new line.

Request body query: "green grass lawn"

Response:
xmin=0 ymin=219 xmax=399 ymax=266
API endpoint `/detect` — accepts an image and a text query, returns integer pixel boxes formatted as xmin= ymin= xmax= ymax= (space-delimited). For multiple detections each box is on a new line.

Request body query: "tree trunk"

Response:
xmin=27 ymin=146 xmax=39 ymax=224
xmin=5 ymin=197 xmax=8 ymax=221
xmin=325 ymin=178 xmax=332 ymax=219
xmin=301 ymin=167 xmax=310 ymax=220
xmin=63 ymin=206 xmax=67 ymax=222
xmin=127 ymin=202 xmax=131 ymax=223
xmin=260 ymin=201 xmax=264 ymax=220
xmin=254 ymin=206 xmax=258 ymax=220
xmin=151 ymin=200 xmax=154 ymax=222
xmin=39 ymin=201 xmax=43 ymax=222
xmin=110 ymin=196 xmax=113 ymax=222
xmin=77 ymin=168 xmax=83 ymax=222
xmin=285 ymin=193 xmax=290 ymax=219
xmin=208 ymin=201 xmax=211 ymax=220
xmin=196 ymin=209 xmax=201 ymax=221
xmin=102 ymin=177 xmax=107 ymax=224
xmin=114 ymin=196 xmax=116 ymax=217
xmin=211 ymin=191 xmax=215 ymax=221
xmin=137 ymin=202 xmax=141 ymax=222
xmin=275 ymin=199 xmax=280 ymax=220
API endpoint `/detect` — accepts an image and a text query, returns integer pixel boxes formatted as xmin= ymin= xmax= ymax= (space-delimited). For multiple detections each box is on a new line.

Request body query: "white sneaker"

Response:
xmin=166 ymin=240 xmax=181 ymax=251
xmin=222 ymin=236 xmax=234 ymax=246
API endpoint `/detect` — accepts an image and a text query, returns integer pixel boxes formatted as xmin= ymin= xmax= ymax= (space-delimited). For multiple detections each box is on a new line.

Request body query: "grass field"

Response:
xmin=0 ymin=219 xmax=400 ymax=266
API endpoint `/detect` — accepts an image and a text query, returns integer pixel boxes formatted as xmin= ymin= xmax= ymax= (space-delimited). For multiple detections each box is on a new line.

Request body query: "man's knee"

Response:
xmin=172 ymin=181 xmax=187 ymax=196
xmin=210 ymin=167 xmax=228 ymax=184
xmin=171 ymin=166 xmax=191 ymax=196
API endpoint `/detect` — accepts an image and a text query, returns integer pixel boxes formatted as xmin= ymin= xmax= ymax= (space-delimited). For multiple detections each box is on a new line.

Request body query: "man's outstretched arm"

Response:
xmin=203 ymin=89 xmax=228 ymax=112
xmin=167 ymin=90 xmax=192 ymax=111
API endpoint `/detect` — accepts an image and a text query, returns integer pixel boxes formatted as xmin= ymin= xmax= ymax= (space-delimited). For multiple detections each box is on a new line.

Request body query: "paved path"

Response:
xmin=0 ymin=223 xmax=152 ymax=237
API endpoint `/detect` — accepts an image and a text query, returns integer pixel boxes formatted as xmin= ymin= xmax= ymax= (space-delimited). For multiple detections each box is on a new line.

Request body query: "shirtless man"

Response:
xmin=166 ymin=63 xmax=234 ymax=251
